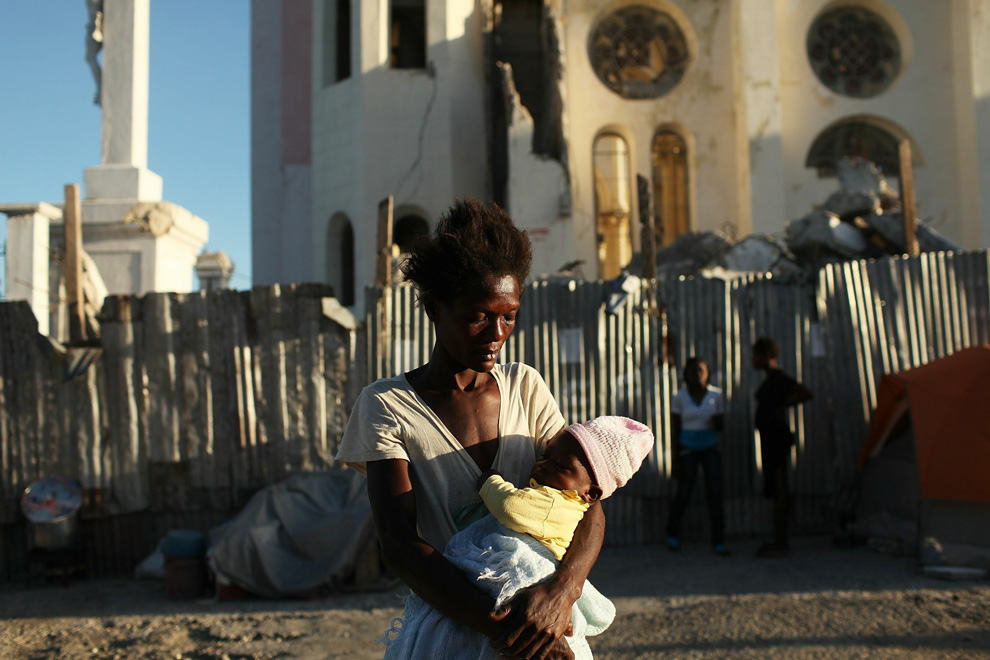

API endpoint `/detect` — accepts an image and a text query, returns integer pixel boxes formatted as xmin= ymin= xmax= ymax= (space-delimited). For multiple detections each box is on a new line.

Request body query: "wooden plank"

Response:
xmin=637 ymin=174 xmax=657 ymax=281
xmin=101 ymin=296 xmax=148 ymax=513
xmin=63 ymin=184 xmax=86 ymax=343
xmin=260 ymin=284 xmax=287 ymax=481
xmin=298 ymin=292 xmax=322 ymax=470
xmin=179 ymin=293 xmax=211 ymax=492
xmin=0 ymin=308 xmax=10 ymax=520
xmin=207 ymin=288 xmax=242 ymax=509
xmin=898 ymin=139 xmax=919 ymax=257
xmin=376 ymin=197 xmax=394 ymax=288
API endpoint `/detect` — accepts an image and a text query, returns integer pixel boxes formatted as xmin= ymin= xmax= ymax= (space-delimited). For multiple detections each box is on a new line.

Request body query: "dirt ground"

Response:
xmin=2 ymin=536 xmax=989 ymax=660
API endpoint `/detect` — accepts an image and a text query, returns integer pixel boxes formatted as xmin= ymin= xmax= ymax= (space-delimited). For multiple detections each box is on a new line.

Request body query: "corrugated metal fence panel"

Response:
xmin=3 ymin=252 xmax=986 ymax=579
xmin=363 ymin=251 xmax=990 ymax=546
xmin=0 ymin=284 xmax=355 ymax=581
xmin=817 ymin=249 xmax=990 ymax=468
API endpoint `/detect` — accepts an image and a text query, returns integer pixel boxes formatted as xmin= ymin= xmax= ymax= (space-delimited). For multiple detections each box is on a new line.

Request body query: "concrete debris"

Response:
xmin=858 ymin=212 xmax=960 ymax=254
xmin=648 ymin=157 xmax=959 ymax=281
xmin=653 ymin=231 xmax=731 ymax=278
xmin=824 ymin=158 xmax=900 ymax=220
xmin=604 ymin=272 xmax=641 ymax=314
xmin=786 ymin=210 xmax=869 ymax=262
xmin=322 ymin=297 xmax=359 ymax=330
xmin=837 ymin=157 xmax=896 ymax=198
xmin=823 ymin=190 xmax=880 ymax=220
xmin=719 ymin=234 xmax=804 ymax=279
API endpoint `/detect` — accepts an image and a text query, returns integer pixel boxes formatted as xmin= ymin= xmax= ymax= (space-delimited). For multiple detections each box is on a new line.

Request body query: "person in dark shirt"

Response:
xmin=752 ymin=337 xmax=813 ymax=558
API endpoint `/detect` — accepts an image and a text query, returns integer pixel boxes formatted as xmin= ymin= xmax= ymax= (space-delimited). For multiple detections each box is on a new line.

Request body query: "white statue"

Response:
xmin=86 ymin=0 xmax=104 ymax=105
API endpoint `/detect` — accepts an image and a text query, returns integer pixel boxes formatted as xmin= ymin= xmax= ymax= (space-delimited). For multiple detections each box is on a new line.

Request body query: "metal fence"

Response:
xmin=366 ymin=250 xmax=990 ymax=545
xmin=0 ymin=284 xmax=355 ymax=580
xmin=1 ymin=250 xmax=986 ymax=580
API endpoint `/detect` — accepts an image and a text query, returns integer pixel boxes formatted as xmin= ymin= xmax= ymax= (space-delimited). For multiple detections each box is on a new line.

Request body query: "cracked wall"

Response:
xmin=488 ymin=0 xmax=573 ymax=277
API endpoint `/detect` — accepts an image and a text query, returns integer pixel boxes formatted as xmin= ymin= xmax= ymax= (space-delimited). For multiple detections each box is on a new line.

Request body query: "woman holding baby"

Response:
xmin=336 ymin=198 xmax=604 ymax=660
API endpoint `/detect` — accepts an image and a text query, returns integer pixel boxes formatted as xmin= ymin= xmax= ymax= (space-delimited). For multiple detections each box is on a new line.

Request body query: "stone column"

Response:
xmin=1 ymin=203 xmax=62 ymax=335
xmin=952 ymin=0 xmax=990 ymax=248
xmin=84 ymin=0 xmax=162 ymax=201
xmin=736 ymin=0 xmax=786 ymax=236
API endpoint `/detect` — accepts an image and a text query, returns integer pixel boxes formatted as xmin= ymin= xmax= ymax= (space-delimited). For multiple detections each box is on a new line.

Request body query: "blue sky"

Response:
xmin=0 ymin=1 xmax=252 ymax=296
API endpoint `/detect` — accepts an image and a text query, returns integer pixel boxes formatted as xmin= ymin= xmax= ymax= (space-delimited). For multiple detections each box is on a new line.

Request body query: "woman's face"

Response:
xmin=430 ymin=275 xmax=521 ymax=373
xmin=685 ymin=361 xmax=709 ymax=388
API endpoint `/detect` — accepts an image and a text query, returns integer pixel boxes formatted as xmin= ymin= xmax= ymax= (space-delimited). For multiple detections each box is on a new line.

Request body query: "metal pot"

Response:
xmin=30 ymin=511 xmax=79 ymax=549
xmin=21 ymin=476 xmax=83 ymax=550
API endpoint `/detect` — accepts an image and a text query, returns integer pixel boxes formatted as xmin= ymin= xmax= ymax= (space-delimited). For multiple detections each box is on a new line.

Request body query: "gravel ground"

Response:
xmin=2 ymin=535 xmax=988 ymax=660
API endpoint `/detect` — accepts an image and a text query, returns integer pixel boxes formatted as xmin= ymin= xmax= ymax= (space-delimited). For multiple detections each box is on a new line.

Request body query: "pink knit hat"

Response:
xmin=565 ymin=416 xmax=654 ymax=499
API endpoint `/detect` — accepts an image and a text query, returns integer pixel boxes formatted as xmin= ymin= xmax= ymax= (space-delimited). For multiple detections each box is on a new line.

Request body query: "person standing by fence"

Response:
xmin=664 ymin=356 xmax=729 ymax=556
xmin=752 ymin=336 xmax=813 ymax=558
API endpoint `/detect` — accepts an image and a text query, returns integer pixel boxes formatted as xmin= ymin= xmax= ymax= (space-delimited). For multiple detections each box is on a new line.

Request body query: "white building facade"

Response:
xmin=251 ymin=0 xmax=990 ymax=305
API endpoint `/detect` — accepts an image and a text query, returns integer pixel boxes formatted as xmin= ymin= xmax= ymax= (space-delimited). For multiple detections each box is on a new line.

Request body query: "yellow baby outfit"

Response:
xmin=478 ymin=474 xmax=589 ymax=560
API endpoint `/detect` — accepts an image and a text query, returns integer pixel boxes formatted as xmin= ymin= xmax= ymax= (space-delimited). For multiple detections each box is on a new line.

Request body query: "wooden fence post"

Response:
xmin=64 ymin=183 xmax=85 ymax=343
xmin=375 ymin=197 xmax=394 ymax=381
xmin=376 ymin=197 xmax=394 ymax=288
xmin=898 ymin=140 xmax=919 ymax=257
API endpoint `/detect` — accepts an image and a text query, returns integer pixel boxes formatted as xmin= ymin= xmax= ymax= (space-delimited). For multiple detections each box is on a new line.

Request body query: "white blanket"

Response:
xmin=382 ymin=515 xmax=615 ymax=660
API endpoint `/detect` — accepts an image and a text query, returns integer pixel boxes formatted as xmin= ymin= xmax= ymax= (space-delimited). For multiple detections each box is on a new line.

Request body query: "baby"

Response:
xmin=384 ymin=416 xmax=654 ymax=660
xmin=478 ymin=415 xmax=653 ymax=561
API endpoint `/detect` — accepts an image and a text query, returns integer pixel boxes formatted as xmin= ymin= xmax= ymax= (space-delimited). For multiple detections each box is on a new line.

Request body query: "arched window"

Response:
xmin=327 ymin=214 xmax=355 ymax=306
xmin=805 ymin=119 xmax=914 ymax=177
xmin=393 ymin=214 xmax=430 ymax=254
xmin=593 ymin=133 xmax=632 ymax=280
xmin=652 ymin=130 xmax=689 ymax=247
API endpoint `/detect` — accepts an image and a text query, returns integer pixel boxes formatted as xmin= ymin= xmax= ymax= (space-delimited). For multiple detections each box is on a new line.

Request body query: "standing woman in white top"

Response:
xmin=664 ymin=356 xmax=728 ymax=555
xmin=336 ymin=198 xmax=603 ymax=660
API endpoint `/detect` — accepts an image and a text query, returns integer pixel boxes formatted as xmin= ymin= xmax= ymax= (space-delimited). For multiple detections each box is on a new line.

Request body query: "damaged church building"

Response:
xmin=250 ymin=0 xmax=990 ymax=306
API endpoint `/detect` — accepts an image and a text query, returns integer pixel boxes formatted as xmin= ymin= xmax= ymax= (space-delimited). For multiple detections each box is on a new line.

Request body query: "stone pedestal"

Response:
xmin=0 ymin=203 xmax=61 ymax=335
xmin=81 ymin=200 xmax=209 ymax=296
xmin=195 ymin=250 xmax=235 ymax=291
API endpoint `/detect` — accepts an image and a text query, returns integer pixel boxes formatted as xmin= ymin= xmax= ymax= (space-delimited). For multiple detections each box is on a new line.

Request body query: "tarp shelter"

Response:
xmin=855 ymin=346 xmax=990 ymax=568
xmin=208 ymin=470 xmax=378 ymax=598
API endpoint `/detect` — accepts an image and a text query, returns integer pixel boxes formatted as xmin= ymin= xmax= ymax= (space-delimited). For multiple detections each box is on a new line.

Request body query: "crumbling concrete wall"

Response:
xmin=488 ymin=0 xmax=573 ymax=278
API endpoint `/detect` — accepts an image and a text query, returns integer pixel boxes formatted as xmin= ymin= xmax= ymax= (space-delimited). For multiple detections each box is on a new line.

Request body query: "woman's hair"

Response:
xmin=683 ymin=356 xmax=708 ymax=382
xmin=752 ymin=336 xmax=780 ymax=359
xmin=401 ymin=198 xmax=532 ymax=307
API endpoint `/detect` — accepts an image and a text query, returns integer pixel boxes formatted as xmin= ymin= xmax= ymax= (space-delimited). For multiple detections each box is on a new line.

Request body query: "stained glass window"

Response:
xmin=807 ymin=6 xmax=901 ymax=98
xmin=588 ymin=6 xmax=690 ymax=99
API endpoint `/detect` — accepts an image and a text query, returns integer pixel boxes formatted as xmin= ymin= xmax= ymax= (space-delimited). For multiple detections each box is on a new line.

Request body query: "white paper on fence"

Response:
xmin=383 ymin=514 xmax=615 ymax=660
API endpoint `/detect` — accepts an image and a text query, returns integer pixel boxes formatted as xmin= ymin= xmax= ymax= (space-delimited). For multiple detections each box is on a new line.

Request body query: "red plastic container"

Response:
xmin=165 ymin=556 xmax=207 ymax=600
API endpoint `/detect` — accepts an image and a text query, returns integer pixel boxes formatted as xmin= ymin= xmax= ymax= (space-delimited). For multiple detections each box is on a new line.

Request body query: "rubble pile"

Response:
xmin=653 ymin=157 xmax=960 ymax=281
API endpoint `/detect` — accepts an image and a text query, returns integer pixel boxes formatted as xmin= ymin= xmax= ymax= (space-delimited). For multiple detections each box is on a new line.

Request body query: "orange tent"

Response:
xmin=858 ymin=345 xmax=990 ymax=503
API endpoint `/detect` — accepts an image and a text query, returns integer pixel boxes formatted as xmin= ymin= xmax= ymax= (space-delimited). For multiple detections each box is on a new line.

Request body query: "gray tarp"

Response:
xmin=208 ymin=470 xmax=376 ymax=598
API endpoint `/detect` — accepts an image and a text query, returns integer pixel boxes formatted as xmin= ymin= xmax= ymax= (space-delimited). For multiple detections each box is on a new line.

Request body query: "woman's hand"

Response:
xmin=496 ymin=637 xmax=575 ymax=660
xmin=490 ymin=500 xmax=604 ymax=660
xmin=489 ymin=569 xmax=579 ymax=659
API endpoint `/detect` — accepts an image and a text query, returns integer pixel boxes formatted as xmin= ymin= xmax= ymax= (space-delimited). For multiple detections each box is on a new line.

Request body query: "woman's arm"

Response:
xmin=366 ymin=459 xmax=504 ymax=639
xmin=491 ymin=499 xmax=605 ymax=660
xmin=670 ymin=413 xmax=683 ymax=475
